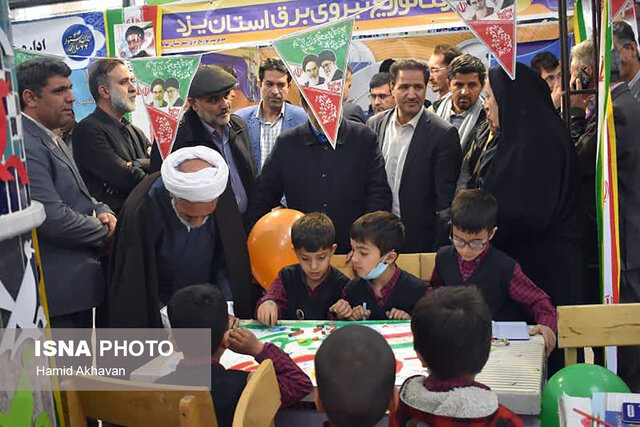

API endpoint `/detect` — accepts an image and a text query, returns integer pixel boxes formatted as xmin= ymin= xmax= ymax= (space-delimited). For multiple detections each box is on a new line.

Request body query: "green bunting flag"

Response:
xmin=273 ymin=18 xmax=354 ymax=148
xmin=130 ymin=55 xmax=200 ymax=159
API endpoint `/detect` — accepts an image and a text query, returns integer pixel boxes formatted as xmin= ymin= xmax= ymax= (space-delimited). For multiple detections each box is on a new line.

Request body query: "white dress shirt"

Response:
xmin=381 ymin=106 xmax=424 ymax=218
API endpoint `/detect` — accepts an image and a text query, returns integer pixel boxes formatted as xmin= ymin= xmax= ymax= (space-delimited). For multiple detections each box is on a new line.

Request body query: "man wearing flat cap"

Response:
xmin=104 ymin=146 xmax=255 ymax=327
xmin=148 ymin=65 xmax=256 ymax=317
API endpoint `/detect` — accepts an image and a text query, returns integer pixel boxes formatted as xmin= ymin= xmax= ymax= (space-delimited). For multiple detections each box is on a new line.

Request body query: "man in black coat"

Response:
xmin=572 ymin=41 xmax=640 ymax=390
xmin=73 ymin=59 xmax=150 ymax=214
xmin=150 ymin=66 xmax=256 ymax=221
xmin=368 ymin=59 xmax=461 ymax=253
xmin=248 ymin=98 xmax=392 ymax=254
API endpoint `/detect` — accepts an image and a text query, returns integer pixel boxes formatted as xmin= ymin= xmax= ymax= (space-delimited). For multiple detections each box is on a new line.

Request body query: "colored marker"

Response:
xmin=313 ymin=325 xmax=323 ymax=333
xmin=288 ymin=329 xmax=303 ymax=337
xmin=362 ymin=302 xmax=368 ymax=321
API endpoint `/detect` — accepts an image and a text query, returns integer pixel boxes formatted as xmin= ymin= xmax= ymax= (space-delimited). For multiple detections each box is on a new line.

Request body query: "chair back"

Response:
xmin=557 ymin=303 xmax=640 ymax=365
xmin=61 ymin=375 xmax=217 ymax=427
xmin=232 ymin=359 xmax=281 ymax=427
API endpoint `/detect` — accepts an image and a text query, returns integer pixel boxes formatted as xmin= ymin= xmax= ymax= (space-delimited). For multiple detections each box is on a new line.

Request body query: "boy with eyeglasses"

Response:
xmin=431 ymin=189 xmax=557 ymax=356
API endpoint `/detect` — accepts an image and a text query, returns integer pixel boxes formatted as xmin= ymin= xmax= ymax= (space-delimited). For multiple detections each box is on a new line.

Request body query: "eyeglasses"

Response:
xmin=449 ymin=233 xmax=489 ymax=251
xmin=429 ymin=66 xmax=447 ymax=74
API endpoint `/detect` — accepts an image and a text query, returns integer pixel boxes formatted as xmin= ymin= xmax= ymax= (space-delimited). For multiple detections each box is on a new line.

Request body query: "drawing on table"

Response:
xmin=219 ymin=322 xmax=426 ymax=385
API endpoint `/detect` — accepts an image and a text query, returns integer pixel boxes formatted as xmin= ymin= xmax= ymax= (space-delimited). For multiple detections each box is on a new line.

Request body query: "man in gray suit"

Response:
xmin=18 ymin=58 xmax=116 ymax=328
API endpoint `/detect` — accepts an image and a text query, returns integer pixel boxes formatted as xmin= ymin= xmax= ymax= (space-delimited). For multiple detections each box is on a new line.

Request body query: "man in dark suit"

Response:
xmin=18 ymin=58 xmax=116 ymax=328
xmin=248 ymin=97 xmax=392 ymax=254
xmin=342 ymin=65 xmax=367 ymax=124
xmin=572 ymin=42 xmax=640 ymax=390
xmin=368 ymin=59 xmax=461 ymax=253
xmin=73 ymin=59 xmax=151 ymax=214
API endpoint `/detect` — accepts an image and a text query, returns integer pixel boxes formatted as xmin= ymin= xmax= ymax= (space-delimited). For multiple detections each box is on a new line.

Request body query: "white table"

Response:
xmin=131 ymin=321 xmax=546 ymax=416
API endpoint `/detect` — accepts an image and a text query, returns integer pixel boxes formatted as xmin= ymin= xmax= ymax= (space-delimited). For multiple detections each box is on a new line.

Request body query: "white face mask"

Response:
xmin=170 ymin=197 xmax=208 ymax=232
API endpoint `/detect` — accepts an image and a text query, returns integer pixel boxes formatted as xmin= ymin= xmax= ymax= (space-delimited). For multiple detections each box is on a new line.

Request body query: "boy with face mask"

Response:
xmin=333 ymin=211 xmax=427 ymax=320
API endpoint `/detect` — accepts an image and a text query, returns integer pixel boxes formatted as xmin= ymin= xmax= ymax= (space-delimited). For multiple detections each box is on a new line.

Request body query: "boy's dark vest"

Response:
xmin=280 ymin=264 xmax=348 ymax=320
xmin=435 ymin=246 xmax=528 ymax=322
xmin=344 ymin=269 xmax=426 ymax=320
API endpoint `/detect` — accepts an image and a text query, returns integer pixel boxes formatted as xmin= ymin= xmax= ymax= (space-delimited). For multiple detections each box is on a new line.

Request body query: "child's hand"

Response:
xmin=228 ymin=315 xmax=239 ymax=329
xmin=530 ymin=324 xmax=556 ymax=356
xmin=329 ymin=299 xmax=352 ymax=319
xmin=348 ymin=305 xmax=371 ymax=321
xmin=386 ymin=308 xmax=410 ymax=320
xmin=256 ymin=300 xmax=278 ymax=328
xmin=227 ymin=328 xmax=264 ymax=357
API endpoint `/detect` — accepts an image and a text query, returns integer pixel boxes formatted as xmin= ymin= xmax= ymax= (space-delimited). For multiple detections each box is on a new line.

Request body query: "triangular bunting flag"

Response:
xmin=130 ymin=55 xmax=200 ymax=159
xmin=446 ymin=0 xmax=517 ymax=79
xmin=273 ymin=18 xmax=354 ymax=148
xmin=611 ymin=0 xmax=630 ymax=21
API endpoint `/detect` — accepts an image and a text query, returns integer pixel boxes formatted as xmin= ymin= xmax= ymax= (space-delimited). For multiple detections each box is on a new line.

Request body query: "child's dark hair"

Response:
xmin=291 ymin=212 xmax=335 ymax=252
xmin=315 ymin=325 xmax=396 ymax=427
xmin=168 ymin=284 xmax=228 ymax=355
xmin=450 ymin=189 xmax=498 ymax=233
xmin=411 ymin=286 xmax=492 ymax=379
xmin=350 ymin=211 xmax=404 ymax=254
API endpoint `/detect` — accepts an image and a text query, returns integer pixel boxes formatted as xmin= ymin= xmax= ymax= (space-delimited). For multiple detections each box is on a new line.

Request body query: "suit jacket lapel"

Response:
xmin=26 ymin=121 xmax=94 ymax=200
xmin=377 ymin=110 xmax=393 ymax=149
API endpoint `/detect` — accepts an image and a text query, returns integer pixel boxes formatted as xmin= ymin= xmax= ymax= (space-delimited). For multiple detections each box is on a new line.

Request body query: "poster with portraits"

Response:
xmin=115 ymin=22 xmax=156 ymax=59
xmin=447 ymin=0 xmax=517 ymax=78
xmin=273 ymin=18 xmax=353 ymax=148
xmin=130 ymin=55 xmax=200 ymax=159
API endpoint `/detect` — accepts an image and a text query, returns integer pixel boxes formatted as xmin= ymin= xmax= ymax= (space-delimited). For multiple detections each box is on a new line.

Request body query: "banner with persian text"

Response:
xmin=159 ymin=0 xmax=559 ymax=53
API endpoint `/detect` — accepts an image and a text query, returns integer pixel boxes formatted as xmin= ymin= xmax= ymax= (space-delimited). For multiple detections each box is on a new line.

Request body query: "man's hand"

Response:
xmin=256 ymin=300 xmax=278 ymax=328
xmin=551 ymin=83 xmax=564 ymax=110
xmin=530 ymin=324 xmax=556 ymax=356
xmin=98 ymin=212 xmax=117 ymax=238
xmin=348 ymin=305 xmax=371 ymax=321
xmin=569 ymin=73 xmax=589 ymax=110
xmin=386 ymin=308 xmax=410 ymax=320
xmin=227 ymin=328 xmax=264 ymax=357
xmin=329 ymin=299 xmax=352 ymax=319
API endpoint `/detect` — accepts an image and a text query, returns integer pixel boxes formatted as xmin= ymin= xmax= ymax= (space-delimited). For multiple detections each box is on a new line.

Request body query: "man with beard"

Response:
xmin=151 ymin=78 xmax=168 ymax=108
xmin=303 ymin=54 xmax=325 ymax=88
xmin=104 ymin=146 xmax=255 ymax=326
xmin=149 ymin=66 xmax=256 ymax=307
xmin=165 ymin=78 xmax=184 ymax=107
xmin=73 ymin=59 xmax=151 ymax=214
xmin=432 ymin=54 xmax=486 ymax=158
xmin=319 ymin=50 xmax=344 ymax=82
xmin=236 ymin=58 xmax=307 ymax=169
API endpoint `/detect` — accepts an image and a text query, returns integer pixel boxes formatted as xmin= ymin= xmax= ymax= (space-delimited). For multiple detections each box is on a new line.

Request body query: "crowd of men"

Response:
xmin=17 ymin=22 xmax=640 ymax=389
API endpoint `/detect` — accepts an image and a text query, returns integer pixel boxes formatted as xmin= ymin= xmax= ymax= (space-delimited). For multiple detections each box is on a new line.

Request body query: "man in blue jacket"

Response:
xmin=235 ymin=58 xmax=307 ymax=170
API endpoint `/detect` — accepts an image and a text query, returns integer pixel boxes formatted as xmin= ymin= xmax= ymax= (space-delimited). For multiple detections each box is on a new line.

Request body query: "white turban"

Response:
xmin=161 ymin=146 xmax=229 ymax=202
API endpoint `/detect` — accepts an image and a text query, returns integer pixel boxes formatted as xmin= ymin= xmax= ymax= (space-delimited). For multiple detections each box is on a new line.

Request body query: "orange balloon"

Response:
xmin=248 ymin=209 xmax=305 ymax=290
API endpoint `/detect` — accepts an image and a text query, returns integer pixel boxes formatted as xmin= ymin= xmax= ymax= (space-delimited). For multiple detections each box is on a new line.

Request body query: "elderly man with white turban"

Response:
xmin=102 ymin=146 xmax=255 ymax=328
